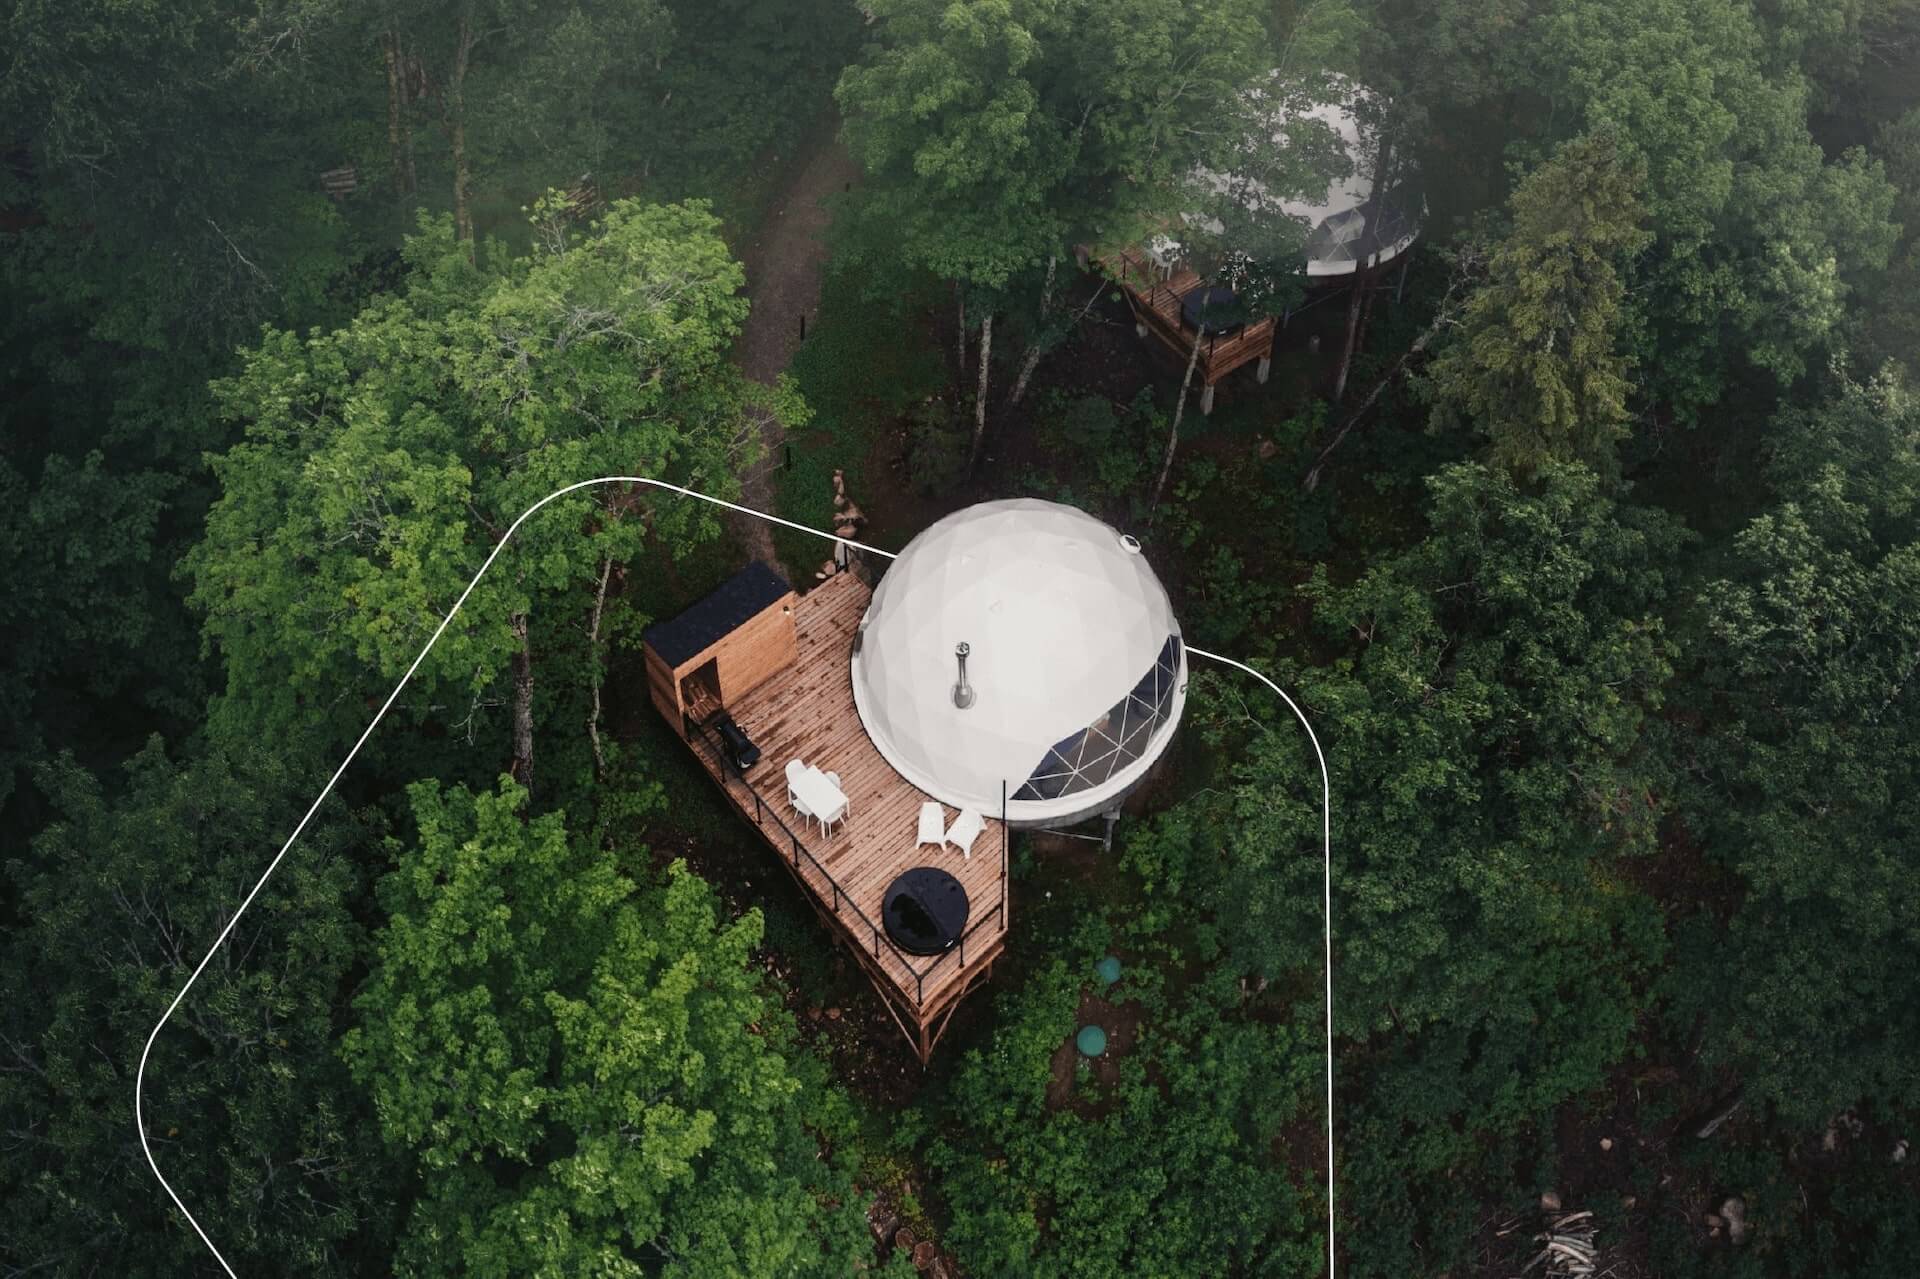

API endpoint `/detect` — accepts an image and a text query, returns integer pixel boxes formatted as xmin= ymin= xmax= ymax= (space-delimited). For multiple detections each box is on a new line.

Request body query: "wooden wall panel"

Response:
xmin=712 ymin=592 xmax=797 ymax=705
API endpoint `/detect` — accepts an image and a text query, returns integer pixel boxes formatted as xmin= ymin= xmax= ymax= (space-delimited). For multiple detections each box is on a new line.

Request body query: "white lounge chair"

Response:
xmin=944 ymin=806 xmax=985 ymax=860
xmin=916 ymin=802 xmax=946 ymax=848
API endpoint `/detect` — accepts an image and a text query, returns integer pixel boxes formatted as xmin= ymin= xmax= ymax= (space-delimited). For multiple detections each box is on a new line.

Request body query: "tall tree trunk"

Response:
xmin=1303 ymin=247 xmax=1482 ymax=492
xmin=1356 ymin=273 xmax=1379 ymax=349
xmin=955 ymin=282 xmax=967 ymax=377
xmin=1008 ymin=254 xmax=1058 ymax=407
xmin=383 ymin=33 xmax=411 ymax=197
xmin=968 ymin=312 xmax=993 ymax=471
xmin=1333 ymin=128 xmax=1396 ymax=403
xmin=446 ymin=12 xmax=476 ymax=246
xmin=509 ymin=611 xmax=534 ymax=794
xmin=1331 ymin=261 xmax=1368 ymax=403
xmin=1354 ymin=257 xmax=1383 ymax=363
xmin=1008 ymin=341 xmax=1044 ymax=408
xmin=585 ymin=556 xmax=612 ymax=780
xmin=1150 ymin=325 xmax=1206 ymax=516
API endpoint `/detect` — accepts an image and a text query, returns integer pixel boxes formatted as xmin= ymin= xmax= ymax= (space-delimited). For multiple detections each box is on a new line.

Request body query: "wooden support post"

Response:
xmin=1256 ymin=355 xmax=1272 ymax=385
xmin=1200 ymin=382 xmax=1216 ymax=415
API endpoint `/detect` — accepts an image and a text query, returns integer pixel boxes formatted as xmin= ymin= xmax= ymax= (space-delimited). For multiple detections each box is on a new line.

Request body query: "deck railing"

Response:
xmin=1112 ymin=246 xmax=1187 ymax=328
xmin=1107 ymin=246 xmax=1276 ymax=384
xmin=685 ymin=718 xmax=1007 ymax=1012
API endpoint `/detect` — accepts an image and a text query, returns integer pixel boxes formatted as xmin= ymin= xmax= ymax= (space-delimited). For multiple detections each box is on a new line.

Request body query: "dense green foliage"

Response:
xmin=345 ymin=779 xmax=874 ymax=1276
xmin=926 ymin=951 xmax=1321 ymax=1277
xmin=1675 ymin=369 xmax=1920 ymax=1124
xmin=1425 ymin=133 xmax=1651 ymax=476
xmin=0 ymin=740 xmax=396 ymax=1275
xmin=5 ymin=0 xmax=1919 ymax=1275
xmin=184 ymin=199 xmax=778 ymax=784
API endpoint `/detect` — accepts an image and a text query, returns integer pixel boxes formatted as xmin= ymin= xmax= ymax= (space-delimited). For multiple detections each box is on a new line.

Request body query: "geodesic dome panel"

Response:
xmin=850 ymin=499 xmax=1186 ymax=823
xmin=1178 ymin=72 xmax=1423 ymax=279
xmin=1013 ymin=634 xmax=1183 ymax=801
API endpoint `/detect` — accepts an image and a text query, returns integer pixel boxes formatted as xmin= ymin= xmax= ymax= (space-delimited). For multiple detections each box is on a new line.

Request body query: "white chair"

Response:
xmin=820 ymin=772 xmax=847 ymax=837
xmin=944 ymin=806 xmax=985 ymax=860
xmin=916 ymin=802 xmax=946 ymax=848
xmin=786 ymin=760 xmax=812 ymax=821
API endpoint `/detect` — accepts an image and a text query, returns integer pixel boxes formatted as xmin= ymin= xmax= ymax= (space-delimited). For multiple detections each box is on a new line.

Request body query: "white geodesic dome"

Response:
xmin=850 ymin=499 xmax=1187 ymax=826
xmin=1153 ymin=72 xmax=1422 ymax=280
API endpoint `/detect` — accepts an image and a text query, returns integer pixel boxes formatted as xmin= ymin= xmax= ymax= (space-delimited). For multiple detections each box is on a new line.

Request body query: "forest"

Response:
xmin=3 ymin=0 xmax=1919 ymax=1275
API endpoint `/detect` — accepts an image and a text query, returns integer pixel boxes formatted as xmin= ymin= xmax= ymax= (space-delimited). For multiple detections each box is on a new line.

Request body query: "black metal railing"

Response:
xmin=906 ymin=778 xmax=1010 ymax=989
xmin=684 ymin=718 xmax=1009 ymax=1011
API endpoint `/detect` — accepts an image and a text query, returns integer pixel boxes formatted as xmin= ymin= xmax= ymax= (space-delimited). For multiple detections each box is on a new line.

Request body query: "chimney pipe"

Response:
xmin=952 ymin=642 xmax=975 ymax=709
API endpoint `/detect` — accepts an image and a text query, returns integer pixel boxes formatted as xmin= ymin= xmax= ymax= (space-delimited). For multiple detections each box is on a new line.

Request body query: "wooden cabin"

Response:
xmin=641 ymin=565 xmax=1008 ymax=1064
xmin=1101 ymin=244 xmax=1278 ymax=415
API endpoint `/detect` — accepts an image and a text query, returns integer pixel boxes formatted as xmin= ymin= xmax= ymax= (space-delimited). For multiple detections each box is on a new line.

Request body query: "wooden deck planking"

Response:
xmin=682 ymin=571 xmax=1008 ymax=1019
xmin=1101 ymin=247 xmax=1277 ymax=388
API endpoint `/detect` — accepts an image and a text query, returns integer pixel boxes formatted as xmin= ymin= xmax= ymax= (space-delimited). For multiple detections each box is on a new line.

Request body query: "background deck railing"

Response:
xmin=686 ymin=717 xmax=1007 ymax=1012
xmin=1108 ymin=246 xmax=1276 ymax=384
xmin=1112 ymin=245 xmax=1190 ymax=328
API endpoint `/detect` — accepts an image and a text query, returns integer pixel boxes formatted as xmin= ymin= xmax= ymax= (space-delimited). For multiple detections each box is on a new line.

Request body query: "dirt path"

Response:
xmin=729 ymin=128 xmax=862 ymax=565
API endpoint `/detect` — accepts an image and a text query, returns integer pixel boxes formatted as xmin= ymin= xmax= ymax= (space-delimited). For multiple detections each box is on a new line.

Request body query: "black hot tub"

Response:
xmin=881 ymin=867 xmax=971 ymax=956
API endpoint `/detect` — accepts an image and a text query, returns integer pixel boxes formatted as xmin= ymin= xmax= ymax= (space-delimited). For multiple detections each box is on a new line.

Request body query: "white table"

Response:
xmin=790 ymin=765 xmax=848 ymax=835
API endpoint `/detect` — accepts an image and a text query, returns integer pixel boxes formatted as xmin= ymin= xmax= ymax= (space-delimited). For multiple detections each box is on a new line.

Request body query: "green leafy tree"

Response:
xmin=1676 ymin=367 xmax=1920 ymax=1123
xmin=1125 ymin=461 xmax=1685 ymax=1269
xmin=0 ymin=0 xmax=373 ymax=824
xmin=836 ymin=0 xmax=1271 ymax=462
xmin=1521 ymin=0 xmax=1899 ymax=418
xmin=0 ymin=0 xmax=362 ymax=360
xmin=926 ymin=955 xmax=1321 ymax=1277
xmin=0 ymin=455 xmax=184 ymax=817
xmin=370 ymin=0 xmax=674 ymax=242
xmin=1424 ymin=132 xmax=1652 ymax=478
xmin=1859 ymin=104 xmax=1920 ymax=379
xmin=343 ymin=779 xmax=873 ymax=1277
xmin=185 ymin=198 xmax=783 ymax=791
xmin=0 ymin=740 xmax=398 ymax=1276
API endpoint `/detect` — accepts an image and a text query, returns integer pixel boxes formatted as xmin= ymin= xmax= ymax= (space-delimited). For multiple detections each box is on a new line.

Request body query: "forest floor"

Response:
xmin=725 ymin=122 xmax=861 ymax=565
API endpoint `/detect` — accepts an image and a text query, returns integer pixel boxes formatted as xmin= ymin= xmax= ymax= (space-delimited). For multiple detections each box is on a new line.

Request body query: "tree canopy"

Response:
xmin=8 ymin=2 xmax=1920 ymax=1275
xmin=343 ymin=779 xmax=875 ymax=1277
xmin=185 ymin=199 xmax=783 ymax=783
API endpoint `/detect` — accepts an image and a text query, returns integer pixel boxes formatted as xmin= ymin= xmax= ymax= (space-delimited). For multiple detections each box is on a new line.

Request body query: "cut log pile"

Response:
xmin=866 ymin=1193 xmax=957 ymax=1276
xmin=319 ymin=165 xmax=358 ymax=199
xmin=560 ymin=173 xmax=603 ymax=221
xmin=1521 ymin=1206 xmax=1597 ymax=1277
xmin=819 ymin=467 xmax=868 ymax=581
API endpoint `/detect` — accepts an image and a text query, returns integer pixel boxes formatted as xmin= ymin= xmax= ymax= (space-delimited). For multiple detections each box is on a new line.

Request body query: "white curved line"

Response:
xmin=136 ymin=477 xmax=896 ymax=1277
xmin=1185 ymin=645 xmax=1336 ymax=1279
xmin=140 ymin=482 xmax=1333 ymax=1276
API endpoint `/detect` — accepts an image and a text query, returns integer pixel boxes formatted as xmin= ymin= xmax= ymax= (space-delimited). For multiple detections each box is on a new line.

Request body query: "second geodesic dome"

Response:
xmin=1156 ymin=71 xmax=1422 ymax=280
xmin=850 ymin=499 xmax=1187 ymax=826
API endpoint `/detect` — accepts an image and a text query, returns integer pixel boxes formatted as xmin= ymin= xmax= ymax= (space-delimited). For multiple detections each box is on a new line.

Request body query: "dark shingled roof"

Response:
xmin=642 ymin=561 xmax=791 ymax=668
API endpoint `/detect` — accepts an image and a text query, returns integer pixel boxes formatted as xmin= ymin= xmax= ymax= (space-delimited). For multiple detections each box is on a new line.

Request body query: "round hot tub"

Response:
xmin=881 ymin=868 xmax=971 ymax=956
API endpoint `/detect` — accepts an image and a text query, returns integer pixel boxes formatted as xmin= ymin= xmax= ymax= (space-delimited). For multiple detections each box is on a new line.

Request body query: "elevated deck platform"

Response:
xmin=1102 ymin=246 xmax=1278 ymax=410
xmin=674 ymin=570 xmax=1008 ymax=1062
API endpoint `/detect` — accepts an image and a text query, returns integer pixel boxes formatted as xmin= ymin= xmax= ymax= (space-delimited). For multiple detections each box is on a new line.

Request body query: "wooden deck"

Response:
xmin=1103 ymin=246 xmax=1277 ymax=404
xmin=676 ymin=569 xmax=1008 ymax=1058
